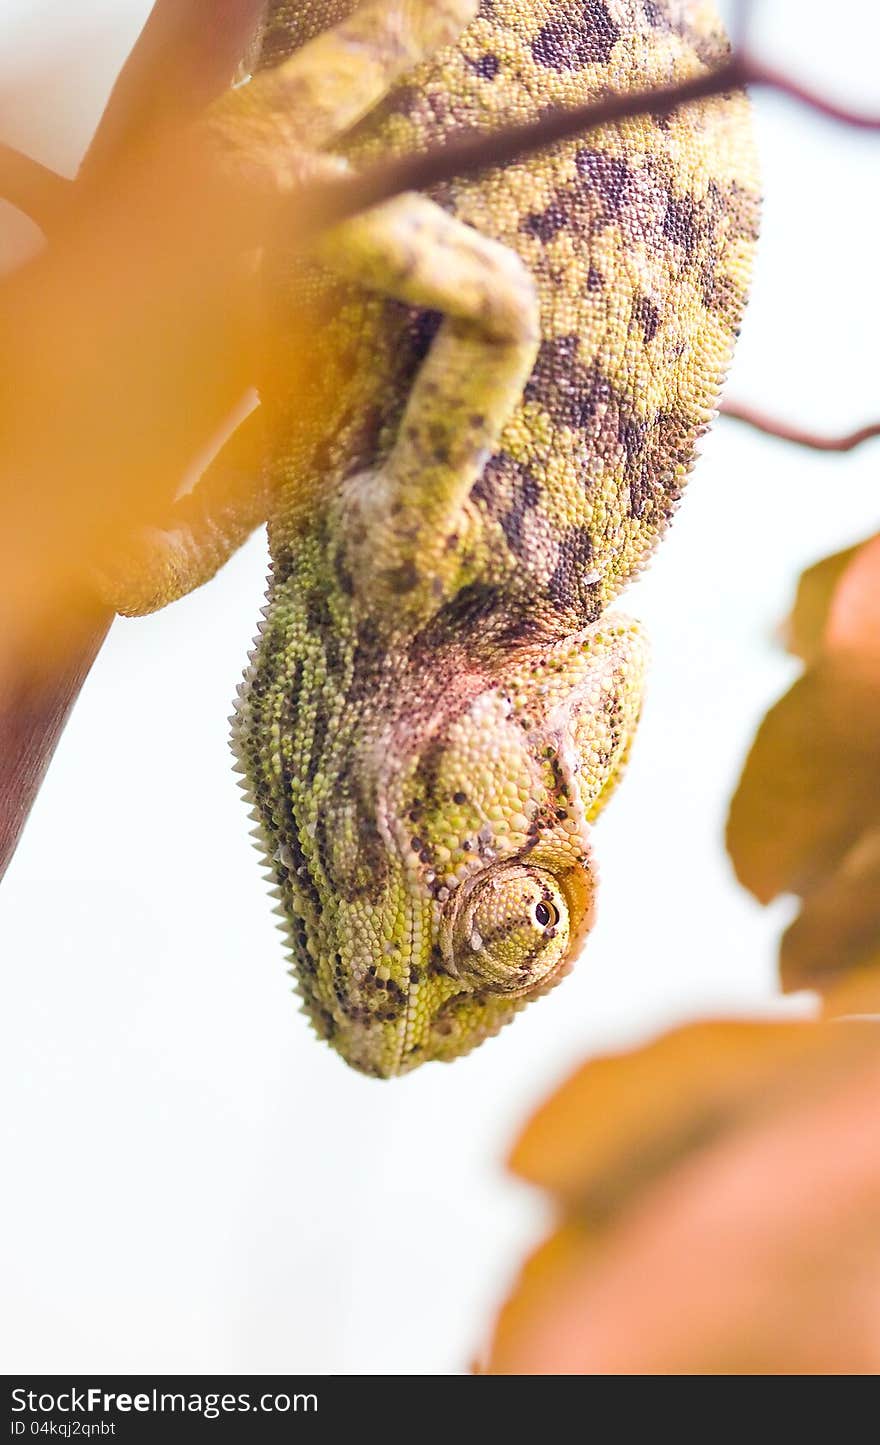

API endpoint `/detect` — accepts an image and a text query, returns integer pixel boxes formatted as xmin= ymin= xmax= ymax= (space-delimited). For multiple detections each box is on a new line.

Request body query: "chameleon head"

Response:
xmin=263 ymin=614 xmax=647 ymax=1077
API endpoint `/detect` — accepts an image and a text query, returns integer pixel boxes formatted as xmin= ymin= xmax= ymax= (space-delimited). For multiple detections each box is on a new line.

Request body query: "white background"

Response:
xmin=1 ymin=0 xmax=878 ymax=1374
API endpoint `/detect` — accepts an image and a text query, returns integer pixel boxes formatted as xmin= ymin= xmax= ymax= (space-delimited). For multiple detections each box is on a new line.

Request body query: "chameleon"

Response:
xmin=99 ymin=1 xmax=759 ymax=1076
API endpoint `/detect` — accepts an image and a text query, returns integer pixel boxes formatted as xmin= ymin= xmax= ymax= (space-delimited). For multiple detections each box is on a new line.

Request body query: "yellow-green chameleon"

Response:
xmin=103 ymin=1 xmax=758 ymax=1075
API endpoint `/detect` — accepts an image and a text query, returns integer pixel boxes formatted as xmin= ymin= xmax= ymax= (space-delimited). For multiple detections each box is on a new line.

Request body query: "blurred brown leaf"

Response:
xmin=509 ymin=1017 xmax=819 ymax=1218
xmin=780 ymin=829 xmax=880 ymax=996
xmin=825 ymin=532 xmax=880 ymax=661
xmin=728 ymin=530 xmax=880 ymax=997
xmin=0 ymin=138 xmax=274 ymax=692
xmin=726 ymin=657 xmax=880 ymax=904
xmin=0 ymin=4 xmax=278 ymax=675
xmin=488 ymin=990 xmax=880 ymax=1374
xmin=784 ymin=539 xmax=865 ymax=664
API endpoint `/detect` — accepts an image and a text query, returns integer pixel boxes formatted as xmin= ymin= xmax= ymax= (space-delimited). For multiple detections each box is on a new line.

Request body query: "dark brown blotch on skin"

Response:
xmin=663 ymin=192 xmax=701 ymax=257
xmin=531 ymin=3 xmax=620 ymax=70
xmin=576 ymin=148 xmax=635 ymax=222
xmin=521 ymin=202 xmax=570 ymax=244
xmin=633 ymin=294 xmax=661 ymax=344
xmin=547 ymin=525 xmax=599 ymax=612
xmin=468 ymin=52 xmax=501 ymax=79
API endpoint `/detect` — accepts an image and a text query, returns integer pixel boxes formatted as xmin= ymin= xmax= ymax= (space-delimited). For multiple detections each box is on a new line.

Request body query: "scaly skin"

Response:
xmin=103 ymin=2 xmax=759 ymax=1076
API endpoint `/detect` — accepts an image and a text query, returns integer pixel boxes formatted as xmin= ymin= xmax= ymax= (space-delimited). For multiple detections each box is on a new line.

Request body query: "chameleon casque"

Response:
xmin=103 ymin=1 xmax=759 ymax=1076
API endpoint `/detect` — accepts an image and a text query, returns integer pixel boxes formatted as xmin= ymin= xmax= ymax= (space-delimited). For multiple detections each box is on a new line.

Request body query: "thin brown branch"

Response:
xmin=722 ymin=403 xmax=880 ymax=453
xmin=0 ymin=609 xmax=112 ymax=883
xmin=0 ymin=143 xmax=71 ymax=231
xmin=303 ymin=59 xmax=747 ymax=232
xmin=304 ymin=52 xmax=880 ymax=234
xmin=749 ymin=60 xmax=880 ymax=132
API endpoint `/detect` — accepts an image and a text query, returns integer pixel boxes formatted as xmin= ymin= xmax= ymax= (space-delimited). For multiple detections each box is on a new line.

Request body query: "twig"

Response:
xmin=304 ymin=58 xmax=748 ymax=230
xmin=303 ymin=54 xmax=880 ymax=234
xmin=0 ymin=611 xmax=111 ymax=883
xmin=722 ymin=403 xmax=880 ymax=453
xmin=749 ymin=59 xmax=880 ymax=132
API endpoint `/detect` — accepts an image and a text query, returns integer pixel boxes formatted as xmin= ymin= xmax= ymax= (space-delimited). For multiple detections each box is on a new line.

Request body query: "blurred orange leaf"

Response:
xmin=784 ymin=539 xmax=865 ymax=664
xmin=727 ymin=657 xmax=880 ymax=904
xmin=825 ymin=532 xmax=880 ymax=661
xmin=728 ymin=529 xmax=880 ymax=999
xmin=489 ymin=997 xmax=880 ymax=1374
xmin=509 ymin=1018 xmax=817 ymax=1216
xmin=0 ymin=3 xmax=280 ymax=875
xmin=780 ymin=828 xmax=880 ymax=995
xmin=0 ymin=4 xmax=280 ymax=677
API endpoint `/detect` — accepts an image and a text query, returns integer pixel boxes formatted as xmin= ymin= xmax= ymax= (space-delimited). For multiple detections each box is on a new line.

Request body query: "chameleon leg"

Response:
xmin=94 ymin=407 xmax=270 ymax=617
xmin=317 ymin=193 xmax=540 ymax=619
xmin=212 ymin=0 xmax=479 ymax=155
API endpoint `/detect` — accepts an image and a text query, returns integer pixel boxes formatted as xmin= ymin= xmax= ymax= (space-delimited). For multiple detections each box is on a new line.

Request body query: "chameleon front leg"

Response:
xmin=318 ymin=194 xmax=540 ymax=620
xmin=211 ymin=0 xmax=480 ymax=161
xmin=94 ymin=407 xmax=269 ymax=617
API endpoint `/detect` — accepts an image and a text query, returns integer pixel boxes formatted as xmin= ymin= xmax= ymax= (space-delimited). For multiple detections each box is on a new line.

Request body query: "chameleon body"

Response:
xmin=104 ymin=2 xmax=758 ymax=1075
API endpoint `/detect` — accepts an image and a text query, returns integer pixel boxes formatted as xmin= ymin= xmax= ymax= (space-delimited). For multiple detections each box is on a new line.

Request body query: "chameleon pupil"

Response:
xmin=534 ymin=901 xmax=554 ymax=928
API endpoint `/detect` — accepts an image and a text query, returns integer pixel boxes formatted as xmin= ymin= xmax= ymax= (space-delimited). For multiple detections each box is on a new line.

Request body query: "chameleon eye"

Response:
xmin=446 ymin=863 xmax=571 ymax=994
xmin=534 ymin=899 xmax=559 ymax=929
